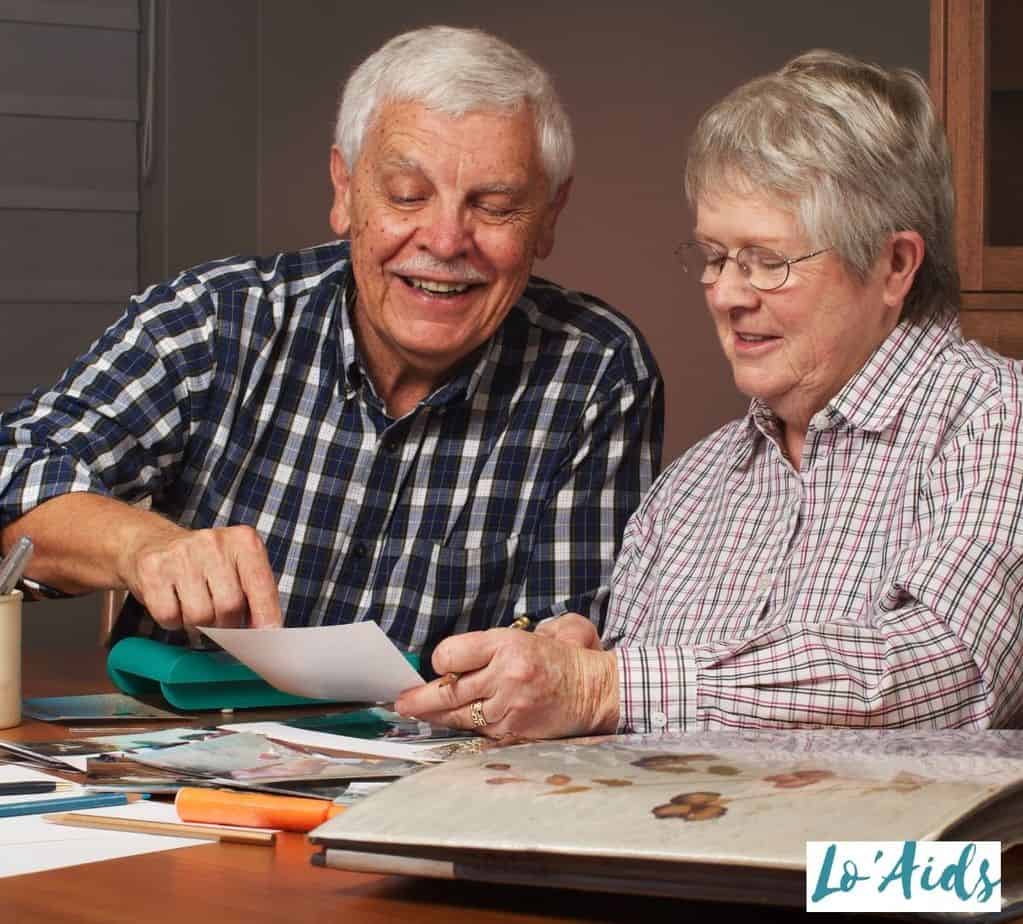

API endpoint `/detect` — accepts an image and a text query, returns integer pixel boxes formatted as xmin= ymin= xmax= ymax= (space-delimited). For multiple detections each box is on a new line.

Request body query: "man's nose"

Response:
xmin=705 ymin=257 xmax=759 ymax=313
xmin=418 ymin=202 xmax=471 ymax=259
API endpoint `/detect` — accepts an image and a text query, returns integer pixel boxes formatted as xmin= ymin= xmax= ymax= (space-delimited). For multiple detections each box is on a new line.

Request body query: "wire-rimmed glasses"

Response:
xmin=675 ymin=241 xmax=832 ymax=292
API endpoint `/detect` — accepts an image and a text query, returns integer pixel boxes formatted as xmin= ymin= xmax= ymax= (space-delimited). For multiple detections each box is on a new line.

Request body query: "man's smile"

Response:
xmin=400 ymin=276 xmax=483 ymax=297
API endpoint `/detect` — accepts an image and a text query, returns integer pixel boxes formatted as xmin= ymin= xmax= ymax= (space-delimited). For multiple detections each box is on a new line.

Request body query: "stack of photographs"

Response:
xmin=5 ymin=705 xmax=487 ymax=807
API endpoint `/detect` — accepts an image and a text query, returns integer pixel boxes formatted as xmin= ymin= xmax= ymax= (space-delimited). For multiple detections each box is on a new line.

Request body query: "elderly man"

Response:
xmin=0 ymin=27 xmax=662 ymax=657
xmin=398 ymin=49 xmax=1023 ymax=734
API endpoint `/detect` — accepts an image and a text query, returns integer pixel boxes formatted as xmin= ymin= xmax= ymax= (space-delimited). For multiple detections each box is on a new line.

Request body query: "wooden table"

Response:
xmin=0 ymin=645 xmax=824 ymax=924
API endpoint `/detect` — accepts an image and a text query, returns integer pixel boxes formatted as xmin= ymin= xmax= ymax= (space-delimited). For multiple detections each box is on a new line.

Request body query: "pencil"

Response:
xmin=437 ymin=615 xmax=533 ymax=687
xmin=0 ymin=781 xmax=75 ymax=796
xmin=0 ymin=791 xmax=131 ymax=818
xmin=43 ymin=812 xmax=276 ymax=846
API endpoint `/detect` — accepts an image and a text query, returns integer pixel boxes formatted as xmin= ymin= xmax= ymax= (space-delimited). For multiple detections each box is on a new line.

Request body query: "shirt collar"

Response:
xmin=734 ymin=314 xmax=961 ymax=461
xmin=825 ymin=313 xmax=960 ymax=432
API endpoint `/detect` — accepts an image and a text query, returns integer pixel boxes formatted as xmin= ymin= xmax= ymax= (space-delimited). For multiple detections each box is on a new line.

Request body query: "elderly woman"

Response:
xmin=396 ymin=50 xmax=1023 ymax=735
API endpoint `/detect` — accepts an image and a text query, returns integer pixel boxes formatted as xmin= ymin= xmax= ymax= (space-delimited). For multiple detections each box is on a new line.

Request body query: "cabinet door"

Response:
xmin=932 ymin=0 xmax=1023 ymax=293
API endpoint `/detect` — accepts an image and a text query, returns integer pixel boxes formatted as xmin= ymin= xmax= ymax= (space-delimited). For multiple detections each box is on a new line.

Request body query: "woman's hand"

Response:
xmin=394 ymin=625 xmax=619 ymax=740
xmin=534 ymin=612 xmax=604 ymax=650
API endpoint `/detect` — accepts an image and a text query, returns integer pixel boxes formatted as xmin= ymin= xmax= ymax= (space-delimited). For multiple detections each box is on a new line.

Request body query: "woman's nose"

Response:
xmin=705 ymin=257 xmax=759 ymax=313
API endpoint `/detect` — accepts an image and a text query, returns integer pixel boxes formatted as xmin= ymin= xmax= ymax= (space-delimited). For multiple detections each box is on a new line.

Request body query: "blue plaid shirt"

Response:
xmin=0 ymin=242 xmax=662 ymax=656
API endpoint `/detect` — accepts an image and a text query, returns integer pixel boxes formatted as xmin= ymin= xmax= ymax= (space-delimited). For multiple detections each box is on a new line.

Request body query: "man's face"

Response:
xmin=330 ymin=101 xmax=568 ymax=392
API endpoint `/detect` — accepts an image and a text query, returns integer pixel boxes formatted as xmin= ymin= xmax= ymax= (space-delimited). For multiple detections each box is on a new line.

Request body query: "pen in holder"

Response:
xmin=0 ymin=536 xmax=33 ymax=596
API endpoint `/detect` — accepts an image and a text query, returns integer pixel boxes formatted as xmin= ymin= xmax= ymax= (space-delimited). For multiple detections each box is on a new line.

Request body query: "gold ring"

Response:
xmin=469 ymin=699 xmax=488 ymax=729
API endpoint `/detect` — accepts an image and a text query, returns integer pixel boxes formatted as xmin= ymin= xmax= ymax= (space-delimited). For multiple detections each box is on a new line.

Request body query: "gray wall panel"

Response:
xmin=0 ymin=115 xmax=137 ymax=211
xmin=0 ymin=0 xmax=138 ymax=30
xmin=0 ymin=19 xmax=137 ymax=119
xmin=0 ymin=211 xmax=137 ymax=302
xmin=0 ymin=302 xmax=125 ymax=399
xmin=0 ymin=3 xmax=140 ymax=652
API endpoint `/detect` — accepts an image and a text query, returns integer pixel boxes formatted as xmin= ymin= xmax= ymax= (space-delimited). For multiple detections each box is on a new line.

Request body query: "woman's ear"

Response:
xmin=881 ymin=230 xmax=925 ymax=314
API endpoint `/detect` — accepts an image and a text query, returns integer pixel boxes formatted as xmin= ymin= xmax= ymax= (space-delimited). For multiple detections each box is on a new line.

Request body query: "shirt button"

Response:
xmin=352 ymin=542 xmax=368 ymax=559
xmin=651 ymin=711 xmax=668 ymax=729
xmin=384 ymin=441 xmax=400 ymax=454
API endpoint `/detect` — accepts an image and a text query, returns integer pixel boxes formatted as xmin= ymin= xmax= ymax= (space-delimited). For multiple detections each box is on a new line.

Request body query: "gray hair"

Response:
xmin=685 ymin=49 xmax=959 ymax=322
xmin=335 ymin=26 xmax=574 ymax=197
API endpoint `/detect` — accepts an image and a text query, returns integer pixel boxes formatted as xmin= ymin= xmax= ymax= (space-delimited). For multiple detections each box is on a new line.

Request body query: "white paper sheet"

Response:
xmin=0 ymin=800 xmax=208 ymax=878
xmin=200 ymin=621 xmax=424 ymax=702
xmin=217 ymin=721 xmax=445 ymax=762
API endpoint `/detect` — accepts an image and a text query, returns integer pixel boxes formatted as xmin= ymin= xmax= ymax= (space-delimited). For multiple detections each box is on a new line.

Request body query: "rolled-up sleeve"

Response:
xmin=0 ymin=278 xmax=216 ymax=526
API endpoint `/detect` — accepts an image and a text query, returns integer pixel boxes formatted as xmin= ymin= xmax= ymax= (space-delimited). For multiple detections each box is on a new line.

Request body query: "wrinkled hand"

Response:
xmin=123 ymin=524 xmax=283 ymax=632
xmin=534 ymin=613 xmax=603 ymax=650
xmin=394 ymin=627 xmax=619 ymax=740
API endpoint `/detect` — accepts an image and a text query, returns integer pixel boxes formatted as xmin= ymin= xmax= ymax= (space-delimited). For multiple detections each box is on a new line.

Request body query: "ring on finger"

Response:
xmin=469 ymin=699 xmax=488 ymax=729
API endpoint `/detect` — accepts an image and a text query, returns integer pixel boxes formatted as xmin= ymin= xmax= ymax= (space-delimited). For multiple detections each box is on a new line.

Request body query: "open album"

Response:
xmin=309 ymin=730 xmax=1023 ymax=917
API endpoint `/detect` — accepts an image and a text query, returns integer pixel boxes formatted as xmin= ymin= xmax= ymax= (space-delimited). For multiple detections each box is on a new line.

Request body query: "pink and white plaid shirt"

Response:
xmin=606 ymin=315 xmax=1023 ymax=732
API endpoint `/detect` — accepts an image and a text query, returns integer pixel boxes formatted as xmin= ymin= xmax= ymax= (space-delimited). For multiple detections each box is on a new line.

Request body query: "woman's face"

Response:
xmin=695 ymin=190 xmax=901 ymax=431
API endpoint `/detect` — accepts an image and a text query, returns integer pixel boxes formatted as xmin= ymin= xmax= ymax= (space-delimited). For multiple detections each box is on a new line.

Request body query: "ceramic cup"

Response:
xmin=0 ymin=590 xmax=22 ymax=728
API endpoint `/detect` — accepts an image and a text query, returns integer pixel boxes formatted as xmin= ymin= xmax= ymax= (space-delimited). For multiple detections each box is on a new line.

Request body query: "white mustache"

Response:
xmin=388 ymin=255 xmax=489 ymax=285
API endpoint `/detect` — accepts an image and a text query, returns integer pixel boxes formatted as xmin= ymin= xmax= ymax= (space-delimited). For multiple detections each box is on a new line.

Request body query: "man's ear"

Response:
xmin=881 ymin=230 xmax=925 ymax=317
xmin=329 ymin=146 xmax=353 ymax=238
xmin=535 ymin=178 xmax=573 ymax=260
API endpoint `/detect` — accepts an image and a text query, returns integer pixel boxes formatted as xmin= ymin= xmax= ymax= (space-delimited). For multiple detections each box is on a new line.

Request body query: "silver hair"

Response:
xmin=335 ymin=26 xmax=574 ymax=198
xmin=685 ymin=49 xmax=959 ymax=321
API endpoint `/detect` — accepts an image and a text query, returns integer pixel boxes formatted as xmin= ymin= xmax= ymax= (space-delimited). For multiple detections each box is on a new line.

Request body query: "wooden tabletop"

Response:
xmin=0 ymin=644 xmax=824 ymax=924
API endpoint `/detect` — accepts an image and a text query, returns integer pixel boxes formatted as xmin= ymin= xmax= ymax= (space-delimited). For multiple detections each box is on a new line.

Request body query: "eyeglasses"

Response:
xmin=675 ymin=241 xmax=832 ymax=292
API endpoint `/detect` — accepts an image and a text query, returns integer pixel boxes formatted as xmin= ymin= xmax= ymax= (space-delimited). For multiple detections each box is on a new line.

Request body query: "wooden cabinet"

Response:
xmin=931 ymin=0 xmax=1023 ymax=355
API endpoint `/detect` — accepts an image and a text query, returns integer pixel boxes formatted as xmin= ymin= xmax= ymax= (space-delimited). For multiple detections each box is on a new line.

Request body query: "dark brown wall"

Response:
xmin=143 ymin=0 xmax=930 ymax=462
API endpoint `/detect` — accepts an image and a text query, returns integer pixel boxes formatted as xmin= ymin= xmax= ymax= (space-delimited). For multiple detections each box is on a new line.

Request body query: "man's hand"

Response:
xmin=123 ymin=524 xmax=282 ymax=631
xmin=2 ymin=494 xmax=283 ymax=632
xmin=394 ymin=627 xmax=619 ymax=740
